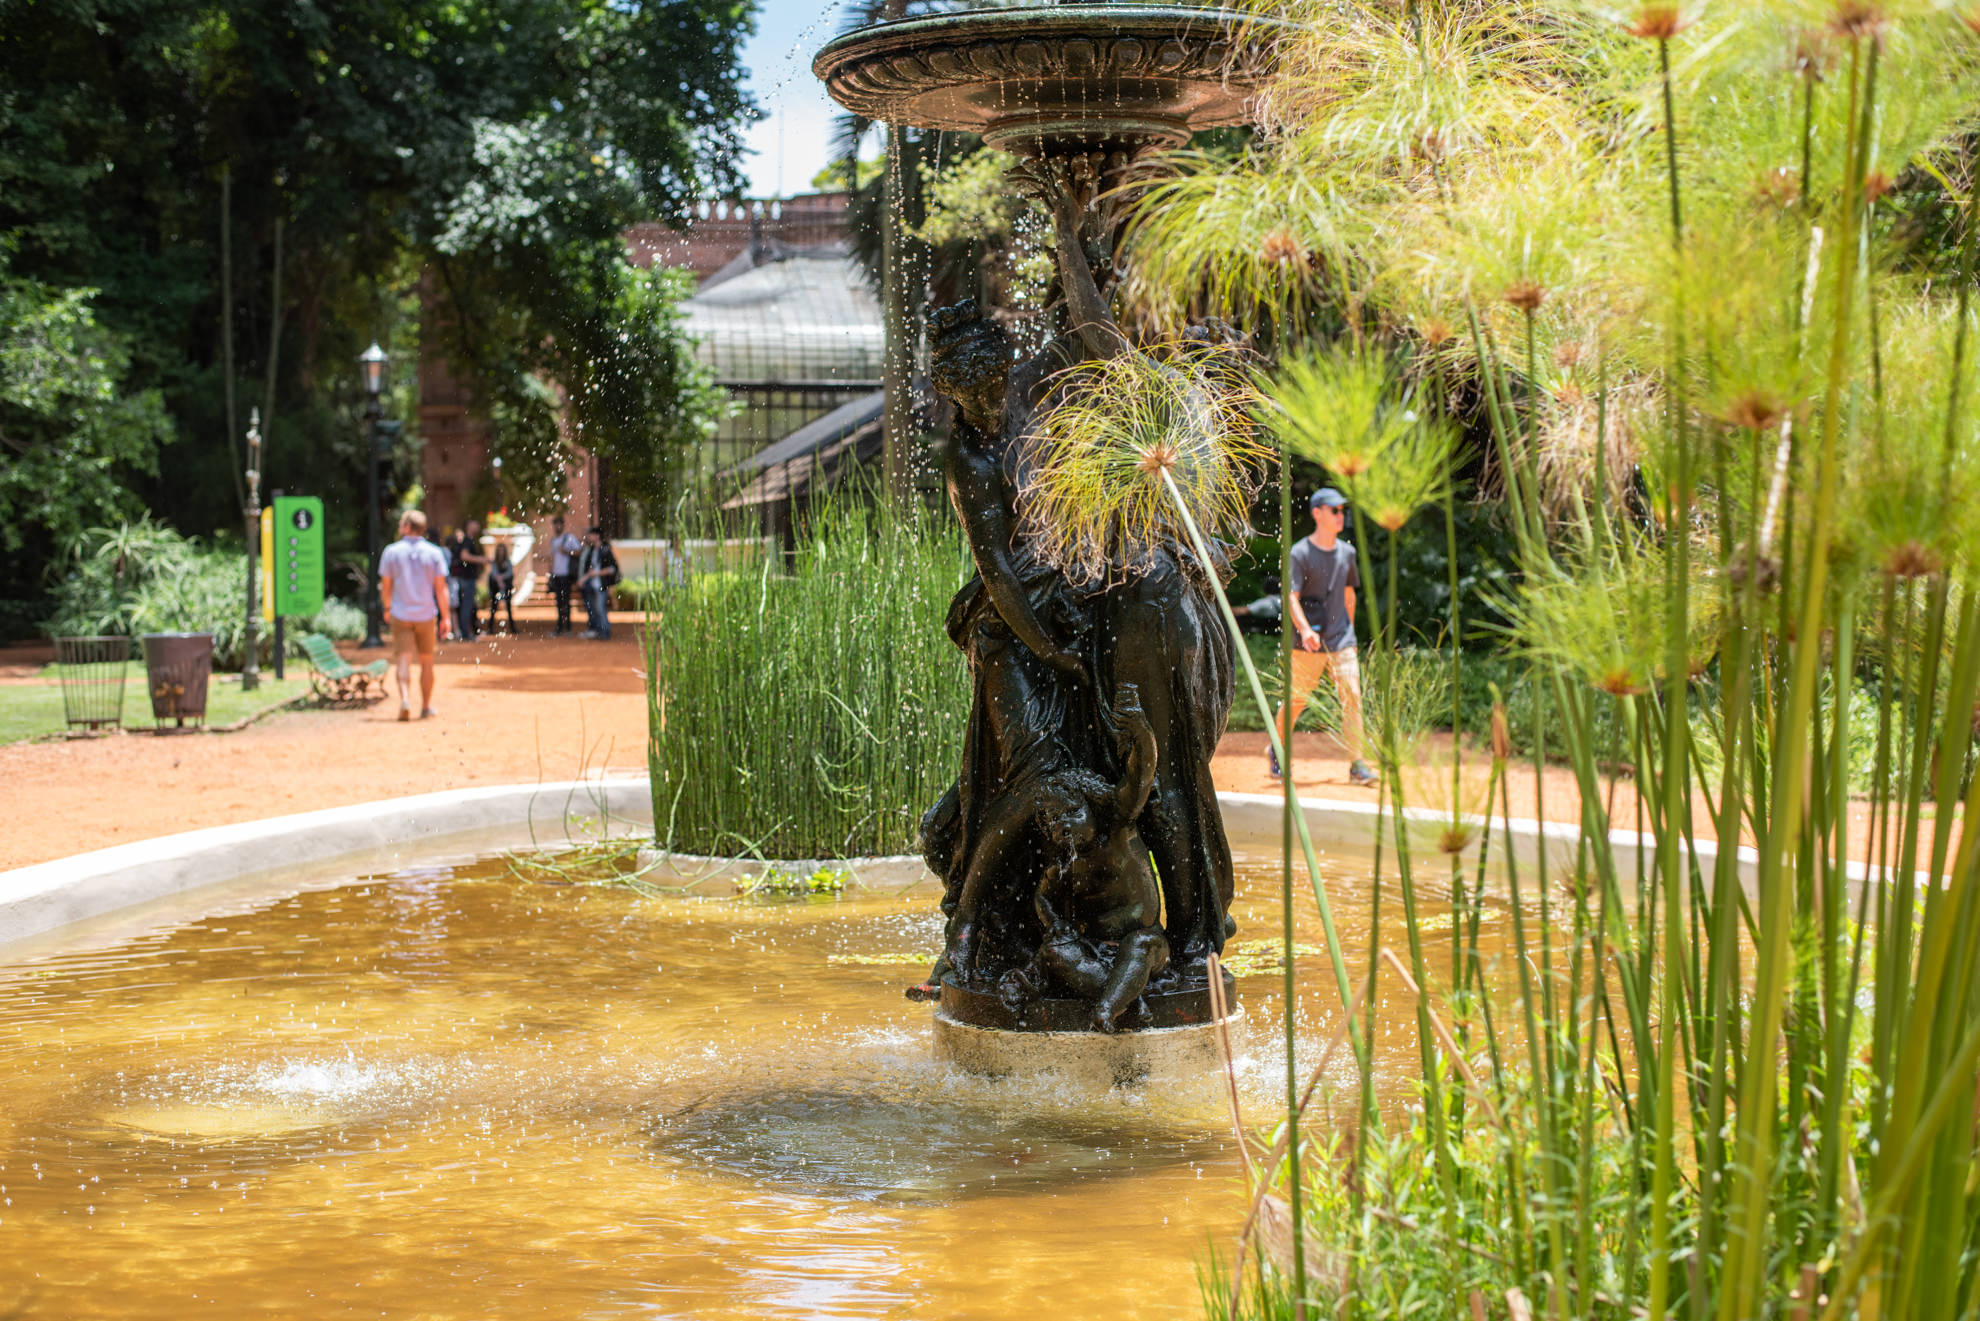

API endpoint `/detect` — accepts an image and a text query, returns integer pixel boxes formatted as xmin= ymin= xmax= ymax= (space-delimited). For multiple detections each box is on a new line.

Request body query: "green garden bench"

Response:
xmin=299 ymin=633 xmax=389 ymax=706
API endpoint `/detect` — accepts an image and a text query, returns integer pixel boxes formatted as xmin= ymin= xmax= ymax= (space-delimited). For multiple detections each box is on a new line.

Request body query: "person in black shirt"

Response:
xmin=576 ymin=528 xmax=620 ymax=639
xmin=445 ymin=519 xmax=487 ymax=641
xmin=486 ymin=541 xmax=517 ymax=636
xmin=1232 ymin=575 xmax=1282 ymax=635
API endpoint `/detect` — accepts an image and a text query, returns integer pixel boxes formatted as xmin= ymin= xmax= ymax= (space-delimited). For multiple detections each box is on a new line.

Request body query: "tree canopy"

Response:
xmin=0 ymin=0 xmax=754 ymax=627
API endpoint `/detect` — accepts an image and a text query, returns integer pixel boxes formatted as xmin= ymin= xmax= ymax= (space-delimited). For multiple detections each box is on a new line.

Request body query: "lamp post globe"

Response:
xmin=360 ymin=342 xmax=388 ymax=399
xmin=358 ymin=343 xmax=391 ymax=649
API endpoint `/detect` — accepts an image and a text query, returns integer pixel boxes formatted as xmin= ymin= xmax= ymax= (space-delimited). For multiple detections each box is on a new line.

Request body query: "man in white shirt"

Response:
xmin=378 ymin=509 xmax=452 ymax=720
xmin=547 ymin=515 xmax=582 ymax=636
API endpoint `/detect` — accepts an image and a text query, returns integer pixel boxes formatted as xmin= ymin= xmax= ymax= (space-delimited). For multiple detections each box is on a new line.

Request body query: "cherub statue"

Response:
xmin=995 ymin=682 xmax=1171 ymax=1032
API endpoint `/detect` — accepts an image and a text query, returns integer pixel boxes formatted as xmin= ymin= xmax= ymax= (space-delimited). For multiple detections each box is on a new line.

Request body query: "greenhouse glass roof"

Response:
xmin=681 ymin=255 xmax=884 ymax=386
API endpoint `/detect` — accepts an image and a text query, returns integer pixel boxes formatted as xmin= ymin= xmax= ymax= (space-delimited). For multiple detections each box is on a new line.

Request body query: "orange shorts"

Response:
xmin=390 ymin=619 xmax=438 ymax=660
xmin=1289 ymin=644 xmax=1361 ymax=699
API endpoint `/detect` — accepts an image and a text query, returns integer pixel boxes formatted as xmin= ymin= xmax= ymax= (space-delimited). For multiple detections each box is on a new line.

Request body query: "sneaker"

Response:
xmin=1349 ymin=759 xmax=1378 ymax=786
xmin=397 ymin=707 xmax=411 ymax=723
xmin=579 ymin=630 xmax=600 ymax=640
xmin=420 ymin=707 xmax=439 ymax=719
xmin=1266 ymin=745 xmax=1282 ymax=779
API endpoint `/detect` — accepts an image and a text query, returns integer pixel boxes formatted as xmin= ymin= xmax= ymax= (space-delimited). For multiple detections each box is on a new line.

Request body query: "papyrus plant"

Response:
xmin=1107 ymin=0 xmax=1980 ymax=1316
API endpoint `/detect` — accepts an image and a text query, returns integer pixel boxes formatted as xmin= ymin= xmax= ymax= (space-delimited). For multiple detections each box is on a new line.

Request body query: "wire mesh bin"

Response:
xmin=140 ymin=632 xmax=214 ymax=730
xmin=54 ymin=635 xmax=131 ymax=732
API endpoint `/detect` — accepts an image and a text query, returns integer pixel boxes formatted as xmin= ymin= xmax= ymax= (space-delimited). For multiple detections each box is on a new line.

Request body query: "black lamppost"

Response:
xmin=242 ymin=408 xmax=263 ymax=688
xmin=358 ymin=342 xmax=389 ymax=649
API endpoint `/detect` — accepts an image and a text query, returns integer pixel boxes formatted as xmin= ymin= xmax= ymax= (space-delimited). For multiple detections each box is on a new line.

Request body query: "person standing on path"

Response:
xmin=486 ymin=541 xmax=518 ymax=635
xmin=547 ymin=515 xmax=581 ymax=636
xmin=378 ymin=509 xmax=452 ymax=721
xmin=1270 ymin=488 xmax=1376 ymax=786
xmin=576 ymin=527 xmax=620 ymax=640
xmin=574 ymin=530 xmax=617 ymax=645
xmin=1232 ymin=574 xmax=1282 ymax=635
xmin=445 ymin=519 xmax=487 ymax=641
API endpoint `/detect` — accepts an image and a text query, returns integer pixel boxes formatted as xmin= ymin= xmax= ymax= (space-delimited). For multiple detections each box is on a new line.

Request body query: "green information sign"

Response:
xmin=272 ymin=495 xmax=325 ymax=616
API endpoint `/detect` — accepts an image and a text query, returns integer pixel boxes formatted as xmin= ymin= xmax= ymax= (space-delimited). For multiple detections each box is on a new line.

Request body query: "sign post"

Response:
xmin=273 ymin=496 xmax=326 ymax=618
xmin=271 ymin=496 xmax=324 ymax=683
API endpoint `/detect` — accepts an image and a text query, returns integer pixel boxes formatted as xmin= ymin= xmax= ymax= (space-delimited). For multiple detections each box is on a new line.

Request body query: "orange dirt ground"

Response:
xmin=1 ymin=608 xmax=1958 ymax=871
xmin=0 ymin=601 xmax=649 ymax=870
xmin=1213 ymin=730 xmax=1961 ymax=871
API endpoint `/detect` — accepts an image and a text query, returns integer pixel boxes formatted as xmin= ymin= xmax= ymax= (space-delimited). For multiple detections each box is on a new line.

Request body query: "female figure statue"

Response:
xmin=913 ymin=166 xmax=1238 ymax=1021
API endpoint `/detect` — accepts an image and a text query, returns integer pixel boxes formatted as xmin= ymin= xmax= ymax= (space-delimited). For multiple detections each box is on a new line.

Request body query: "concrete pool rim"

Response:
xmin=1 ymin=775 xmax=1800 ymax=958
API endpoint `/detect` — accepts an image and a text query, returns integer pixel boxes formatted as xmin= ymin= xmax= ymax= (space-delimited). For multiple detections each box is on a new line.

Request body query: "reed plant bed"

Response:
xmin=644 ymin=505 xmax=969 ymax=860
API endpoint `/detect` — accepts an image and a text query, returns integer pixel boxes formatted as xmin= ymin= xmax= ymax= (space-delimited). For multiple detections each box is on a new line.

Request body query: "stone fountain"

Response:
xmin=816 ymin=5 xmax=1278 ymax=1077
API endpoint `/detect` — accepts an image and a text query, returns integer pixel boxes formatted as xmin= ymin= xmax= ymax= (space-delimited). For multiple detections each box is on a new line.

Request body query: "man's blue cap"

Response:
xmin=1309 ymin=487 xmax=1348 ymax=509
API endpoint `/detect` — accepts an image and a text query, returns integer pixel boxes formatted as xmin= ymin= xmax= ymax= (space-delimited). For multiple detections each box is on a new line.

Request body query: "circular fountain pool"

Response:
xmin=0 ymin=845 xmax=1483 ymax=1318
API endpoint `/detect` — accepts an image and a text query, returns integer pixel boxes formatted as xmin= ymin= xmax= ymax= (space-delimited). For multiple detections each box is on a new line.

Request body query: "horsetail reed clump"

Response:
xmin=644 ymin=503 xmax=969 ymax=860
xmin=1099 ymin=0 xmax=1980 ymax=1317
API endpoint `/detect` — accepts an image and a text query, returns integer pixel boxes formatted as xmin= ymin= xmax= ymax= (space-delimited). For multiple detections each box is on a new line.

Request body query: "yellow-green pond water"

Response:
xmin=0 ymin=847 xmax=1505 ymax=1318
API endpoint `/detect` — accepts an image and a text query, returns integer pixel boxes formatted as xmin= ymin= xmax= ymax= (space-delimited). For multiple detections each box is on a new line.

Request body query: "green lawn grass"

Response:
xmin=0 ymin=668 xmax=316 ymax=745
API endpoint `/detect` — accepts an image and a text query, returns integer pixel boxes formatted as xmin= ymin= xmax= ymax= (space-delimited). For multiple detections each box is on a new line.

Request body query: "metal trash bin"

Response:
xmin=141 ymin=632 xmax=215 ymax=730
xmin=54 ymin=635 xmax=130 ymax=732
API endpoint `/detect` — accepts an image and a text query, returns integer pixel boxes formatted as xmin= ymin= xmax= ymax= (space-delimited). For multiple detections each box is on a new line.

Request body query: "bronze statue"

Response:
xmin=914 ymin=289 xmax=1237 ymax=1033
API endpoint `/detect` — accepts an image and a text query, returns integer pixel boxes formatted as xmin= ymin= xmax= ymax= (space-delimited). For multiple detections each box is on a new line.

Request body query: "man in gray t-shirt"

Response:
xmin=1270 ymin=488 xmax=1375 ymax=786
xmin=378 ymin=509 xmax=452 ymax=720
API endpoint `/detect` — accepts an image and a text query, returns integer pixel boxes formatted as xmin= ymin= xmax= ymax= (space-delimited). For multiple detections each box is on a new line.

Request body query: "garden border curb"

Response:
xmin=5 ymin=776 xmax=1902 ymax=960
xmin=1219 ymin=790 xmax=1765 ymax=889
xmin=1217 ymin=792 xmax=1965 ymax=900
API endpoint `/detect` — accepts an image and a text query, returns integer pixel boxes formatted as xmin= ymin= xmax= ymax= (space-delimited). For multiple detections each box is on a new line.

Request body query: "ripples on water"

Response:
xmin=0 ymin=845 xmax=1472 ymax=1319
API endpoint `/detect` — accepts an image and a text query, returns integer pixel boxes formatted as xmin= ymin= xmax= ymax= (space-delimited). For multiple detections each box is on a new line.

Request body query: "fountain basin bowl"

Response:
xmin=813 ymin=5 xmax=1280 ymax=155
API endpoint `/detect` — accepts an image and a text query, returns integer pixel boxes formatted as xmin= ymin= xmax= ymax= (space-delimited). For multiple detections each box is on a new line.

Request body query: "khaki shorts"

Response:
xmin=1289 ymin=644 xmax=1360 ymax=699
xmin=390 ymin=619 xmax=438 ymax=660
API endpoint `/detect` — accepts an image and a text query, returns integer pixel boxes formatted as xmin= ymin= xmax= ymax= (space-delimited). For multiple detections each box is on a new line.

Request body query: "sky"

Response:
xmin=731 ymin=0 xmax=875 ymax=198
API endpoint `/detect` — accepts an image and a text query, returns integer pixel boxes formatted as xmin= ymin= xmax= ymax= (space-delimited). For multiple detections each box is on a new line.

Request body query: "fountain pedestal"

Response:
xmin=937 ymin=969 xmax=1235 ymax=1032
xmin=933 ymin=1004 xmax=1243 ymax=1087
xmin=932 ymin=968 xmax=1239 ymax=1081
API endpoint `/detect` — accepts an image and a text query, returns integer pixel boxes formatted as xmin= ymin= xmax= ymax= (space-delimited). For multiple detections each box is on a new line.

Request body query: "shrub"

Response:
xmin=611 ymin=578 xmax=665 ymax=613
xmin=46 ymin=517 xmax=364 ymax=669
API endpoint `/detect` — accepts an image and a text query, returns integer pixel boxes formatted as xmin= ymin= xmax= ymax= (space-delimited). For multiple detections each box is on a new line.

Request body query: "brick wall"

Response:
xmin=624 ymin=192 xmax=852 ymax=276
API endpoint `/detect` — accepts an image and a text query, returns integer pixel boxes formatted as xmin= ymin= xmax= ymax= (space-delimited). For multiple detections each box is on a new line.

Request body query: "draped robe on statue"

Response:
xmin=921 ymin=330 xmax=1237 ymax=1002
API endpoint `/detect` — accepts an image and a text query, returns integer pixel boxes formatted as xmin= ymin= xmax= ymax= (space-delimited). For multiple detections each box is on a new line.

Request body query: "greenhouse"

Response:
xmin=681 ymin=252 xmax=885 ymax=486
